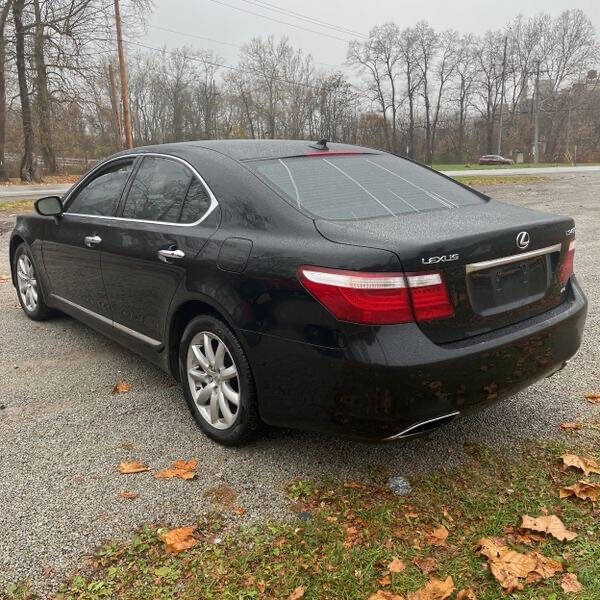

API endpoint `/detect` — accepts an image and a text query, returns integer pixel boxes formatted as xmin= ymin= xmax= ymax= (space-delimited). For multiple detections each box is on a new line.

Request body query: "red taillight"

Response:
xmin=298 ymin=266 xmax=453 ymax=325
xmin=560 ymin=240 xmax=575 ymax=284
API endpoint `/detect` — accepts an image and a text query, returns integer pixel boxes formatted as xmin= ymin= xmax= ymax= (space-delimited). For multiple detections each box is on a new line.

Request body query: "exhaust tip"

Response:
xmin=384 ymin=411 xmax=460 ymax=441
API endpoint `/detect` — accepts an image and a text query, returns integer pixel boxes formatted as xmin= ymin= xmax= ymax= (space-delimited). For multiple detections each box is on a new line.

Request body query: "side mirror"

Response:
xmin=35 ymin=196 xmax=63 ymax=217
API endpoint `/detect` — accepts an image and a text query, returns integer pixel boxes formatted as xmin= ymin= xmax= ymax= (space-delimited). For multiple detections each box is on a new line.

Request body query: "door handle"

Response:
xmin=84 ymin=235 xmax=102 ymax=248
xmin=158 ymin=248 xmax=185 ymax=263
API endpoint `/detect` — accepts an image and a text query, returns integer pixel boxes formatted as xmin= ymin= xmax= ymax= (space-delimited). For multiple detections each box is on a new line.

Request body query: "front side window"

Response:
xmin=67 ymin=160 xmax=134 ymax=216
xmin=250 ymin=154 xmax=485 ymax=220
xmin=121 ymin=156 xmax=193 ymax=223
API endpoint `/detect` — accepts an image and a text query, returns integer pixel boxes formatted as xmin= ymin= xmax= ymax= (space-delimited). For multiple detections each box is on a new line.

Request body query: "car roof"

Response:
xmin=117 ymin=139 xmax=383 ymax=162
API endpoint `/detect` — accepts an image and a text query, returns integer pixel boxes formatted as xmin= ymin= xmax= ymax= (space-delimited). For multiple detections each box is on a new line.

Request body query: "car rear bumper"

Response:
xmin=243 ymin=277 xmax=587 ymax=440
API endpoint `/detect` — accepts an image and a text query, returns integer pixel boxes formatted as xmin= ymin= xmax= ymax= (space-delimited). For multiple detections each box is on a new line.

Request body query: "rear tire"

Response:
xmin=179 ymin=315 xmax=260 ymax=446
xmin=13 ymin=243 xmax=56 ymax=321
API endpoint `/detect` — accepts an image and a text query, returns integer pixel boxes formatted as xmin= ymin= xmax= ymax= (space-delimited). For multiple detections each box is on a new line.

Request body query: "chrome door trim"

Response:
xmin=50 ymin=294 xmax=162 ymax=349
xmin=62 ymin=152 xmax=219 ymax=227
xmin=466 ymin=244 xmax=562 ymax=274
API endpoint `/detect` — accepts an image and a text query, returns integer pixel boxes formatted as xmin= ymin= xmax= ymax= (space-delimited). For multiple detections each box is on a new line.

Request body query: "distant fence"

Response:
xmin=2 ymin=153 xmax=101 ymax=177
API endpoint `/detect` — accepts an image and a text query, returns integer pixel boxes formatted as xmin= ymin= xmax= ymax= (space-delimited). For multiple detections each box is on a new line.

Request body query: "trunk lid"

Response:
xmin=315 ymin=200 xmax=574 ymax=343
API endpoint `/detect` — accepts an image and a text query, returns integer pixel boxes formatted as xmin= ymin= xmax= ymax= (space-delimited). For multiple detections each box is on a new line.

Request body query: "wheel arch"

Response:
xmin=9 ymin=234 xmax=27 ymax=286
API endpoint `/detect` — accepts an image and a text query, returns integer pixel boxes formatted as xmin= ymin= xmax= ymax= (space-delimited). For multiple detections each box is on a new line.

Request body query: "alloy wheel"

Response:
xmin=186 ymin=331 xmax=241 ymax=430
xmin=16 ymin=254 xmax=38 ymax=312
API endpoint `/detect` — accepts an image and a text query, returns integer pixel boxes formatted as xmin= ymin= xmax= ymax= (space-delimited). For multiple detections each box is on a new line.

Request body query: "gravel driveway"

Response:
xmin=1 ymin=173 xmax=599 ymax=595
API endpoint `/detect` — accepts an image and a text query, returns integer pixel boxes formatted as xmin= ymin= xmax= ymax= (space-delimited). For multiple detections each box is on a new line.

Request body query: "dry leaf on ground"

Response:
xmin=456 ymin=590 xmax=477 ymax=600
xmin=561 ymin=573 xmax=583 ymax=593
xmin=118 ymin=461 xmax=150 ymax=474
xmin=111 ymin=380 xmax=131 ymax=394
xmin=425 ymin=526 xmax=449 ymax=547
xmin=0 ymin=275 xmax=10 ymax=283
xmin=407 ymin=576 xmax=454 ymax=600
xmin=560 ymin=422 xmax=584 ymax=431
xmin=288 ymin=586 xmax=305 ymax=600
xmin=560 ymin=481 xmax=600 ymax=502
xmin=561 ymin=454 xmax=600 ymax=477
xmin=369 ymin=592 xmax=406 ymax=600
xmin=388 ymin=557 xmax=406 ymax=573
xmin=118 ymin=491 xmax=138 ymax=500
xmin=155 ymin=459 xmax=197 ymax=480
xmin=161 ymin=526 xmax=198 ymax=554
xmin=478 ymin=537 xmax=562 ymax=593
xmin=521 ymin=515 xmax=577 ymax=542
xmin=413 ymin=556 xmax=437 ymax=575
xmin=585 ymin=392 xmax=600 ymax=404
xmin=379 ymin=575 xmax=392 ymax=587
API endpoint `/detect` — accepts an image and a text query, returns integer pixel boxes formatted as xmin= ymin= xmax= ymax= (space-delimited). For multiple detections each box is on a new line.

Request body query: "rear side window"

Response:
xmin=67 ymin=160 xmax=134 ymax=216
xmin=122 ymin=156 xmax=195 ymax=223
xmin=251 ymin=154 xmax=484 ymax=220
xmin=179 ymin=178 xmax=211 ymax=224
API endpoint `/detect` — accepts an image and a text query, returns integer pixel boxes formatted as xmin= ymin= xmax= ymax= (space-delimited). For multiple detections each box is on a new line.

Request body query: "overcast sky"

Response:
xmin=144 ymin=0 xmax=600 ymax=73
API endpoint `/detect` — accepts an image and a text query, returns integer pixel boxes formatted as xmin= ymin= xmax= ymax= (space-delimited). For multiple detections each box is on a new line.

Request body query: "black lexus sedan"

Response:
xmin=9 ymin=140 xmax=587 ymax=445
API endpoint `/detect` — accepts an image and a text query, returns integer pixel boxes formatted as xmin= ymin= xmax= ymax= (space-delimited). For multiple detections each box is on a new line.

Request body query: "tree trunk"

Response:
xmin=33 ymin=0 xmax=56 ymax=174
xmin=0 ymin=0 xmax=11 ymax=181
xmin=13 ymin=0 xmax=38 ymax=182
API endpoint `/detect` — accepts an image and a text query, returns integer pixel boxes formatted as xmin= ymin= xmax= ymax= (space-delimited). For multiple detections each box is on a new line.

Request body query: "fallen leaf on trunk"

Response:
xmin=456 ymin=590 xmax=477 ymax=600
xmin=585 ymin=392 xmax=600 ymax=404
xmin=118 ymin=491 xmax=138 ymax=500
xmin=369 ymin=592 xmax=406 ymax=600
xmin=155 ymin=459 xmax=197 ymax=480
xmin=161 ymin=526 xmax=198 ymax=554
xmin=413 ymin=556 xmax=437 ymax=574
xmin=560 ymin=480 xmax=600 ymax=502
xmin=388 ymin=557 xmax=406 ymax=573
xmin=521 ymin=514 xmax=577 ymax=541
xmin=407 ymin=576 xmax=454 ymax=600
xmin=118 ymin=461 xmax=150 ymax=474
xmin=560 ymin=422 xmax=584 ymax=431
xmin=425 ymin=526 xmax=449 ymax=547
xmin=561 ymin=573 xmax=583 ymax=593
xmin=112 ymin=380 xmax=131 ymax=394
xmin=561 ymin=454 xmax=600 ymax=477
xmin=288 ymin=586 xmax=305 ymax=600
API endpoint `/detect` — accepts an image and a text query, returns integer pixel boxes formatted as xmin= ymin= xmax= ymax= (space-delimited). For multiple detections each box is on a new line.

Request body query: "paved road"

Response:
xmin=0 ymin=173 xmax=599 ymax=595
xmin=2 ymin=165 xmax=600 ymax=203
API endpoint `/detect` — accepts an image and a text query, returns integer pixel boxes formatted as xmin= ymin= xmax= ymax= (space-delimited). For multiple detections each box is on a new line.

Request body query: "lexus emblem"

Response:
xmin=516 ymin=231 xmax=530 ymax=250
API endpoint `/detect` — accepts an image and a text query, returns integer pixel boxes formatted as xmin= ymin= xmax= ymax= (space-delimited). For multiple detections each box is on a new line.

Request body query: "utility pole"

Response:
xmin=533 ymin=60 xmax=540 ymax=164
xmin=497 ymin=34 xmax=508 ymax=156
xmin=114 ymin=0 xmax=133 ymax=149
xmin=107 ymin=62 xmax=123 ymax=149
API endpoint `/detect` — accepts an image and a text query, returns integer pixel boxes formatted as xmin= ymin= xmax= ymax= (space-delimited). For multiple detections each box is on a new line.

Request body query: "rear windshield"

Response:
xmin=250 ymin=154 xmax=484 ymax=220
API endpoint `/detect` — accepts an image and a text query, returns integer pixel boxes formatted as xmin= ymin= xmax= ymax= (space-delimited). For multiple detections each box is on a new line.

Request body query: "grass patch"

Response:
xmin=0 ymin=199 xmax=34 ymax=214
xmin=433 ymin=162 xmax=599 ymax=171
xmin=5 ymin=440 xmax=600 ymax=599
xmin=455 ymin=175 xmax=550 ymax=187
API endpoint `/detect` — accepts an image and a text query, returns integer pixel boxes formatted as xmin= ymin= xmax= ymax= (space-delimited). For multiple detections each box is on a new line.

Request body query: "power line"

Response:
xmin=203 ymin=0 xmax=354 ymax=43
xmin=236 ymin=0 xmax=368 ymax=39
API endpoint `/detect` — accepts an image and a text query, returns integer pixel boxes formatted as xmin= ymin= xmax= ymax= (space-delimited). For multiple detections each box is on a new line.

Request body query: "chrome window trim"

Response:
xmin=466 ymin=244 xmax=562 ymax=274
xmin=63 ymin=152 xmax=219 ymax=227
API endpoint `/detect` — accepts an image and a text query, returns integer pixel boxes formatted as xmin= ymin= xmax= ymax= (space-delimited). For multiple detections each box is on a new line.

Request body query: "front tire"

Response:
xmin=13 ymin=243 xmax=56 ymax=321
xmin=179 ymin=315 xmax=260 ymax=445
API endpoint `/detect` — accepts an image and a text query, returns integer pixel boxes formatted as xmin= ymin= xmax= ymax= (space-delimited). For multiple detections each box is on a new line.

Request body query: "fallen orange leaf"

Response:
xmin=118 ymin=491 xmax=138 ymax=500
xmin=413 ymin=556 xmax=437 ymax=575
xmin=426 ymin=526 xmax=448 ymax=547
xmin=561 ymin=454 xmax=600 ymax=477
xmin=155 ymin=459 xmax=197 ymax=480
xmin=369 ymin=592 xmax=406 ymax=600
xmin=561 ymin=572 xmax=583 ymax=593
xmin=521 ymin=515 xmax=577 ymax=542
xmin=456 ymin=590 xmax=477 ymax=600
xmin=407 ymin=576 xmax=454 ymax=600
xmin=585 ymin=392 xmax=600 ymax=404
xmin=288 ymin=586 xmax=305 ymax=600
xmin=560 ymin=481 xmax=600 ymax=502
xmin=388 ymin=557 xmax=406 ymax=573
xmin=379 ymin=575 xmax=392 ymax=586
xmin=560 ymin=422 xmax=584 ymax=431
xmin=161 ymin=526 xmax=198 ymax=554
xmin=112 ymin=380 xmax=131 ymax=394
xmin=118 ymin=461 xmax=150 ymax=474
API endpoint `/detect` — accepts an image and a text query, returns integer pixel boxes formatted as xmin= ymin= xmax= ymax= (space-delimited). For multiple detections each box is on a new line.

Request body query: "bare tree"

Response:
xmin=0 ymin=0 xmax=12 ymax=181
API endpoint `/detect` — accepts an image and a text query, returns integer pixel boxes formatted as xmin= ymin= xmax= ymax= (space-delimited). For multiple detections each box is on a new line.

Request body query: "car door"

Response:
xmin=42 ymin=158 xmax=136 ymax=319
xmin=100 ymin=154 xmax=219 ymax=345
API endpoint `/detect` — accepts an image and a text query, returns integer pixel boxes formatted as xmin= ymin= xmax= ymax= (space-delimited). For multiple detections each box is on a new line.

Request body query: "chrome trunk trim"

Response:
xmin=466 ymin=244 xmax=562 ymax=274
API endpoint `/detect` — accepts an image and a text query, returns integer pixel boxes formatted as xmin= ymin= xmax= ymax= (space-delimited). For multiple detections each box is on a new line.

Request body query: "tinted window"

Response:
xmin=122 ymin=157 xmax=192 ymax=222
xmin=251 ymin=154 xmax=484 ymax=220
xmin=67 ymin=161 xmax=134 ymax=216
xmin=179 ymin=178 xmax=211 ymax=223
